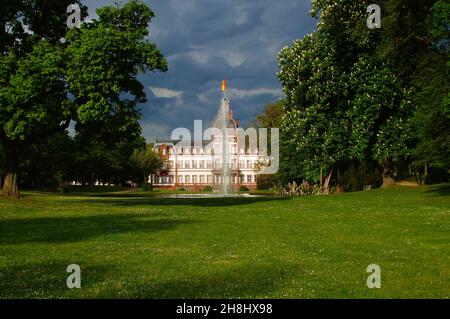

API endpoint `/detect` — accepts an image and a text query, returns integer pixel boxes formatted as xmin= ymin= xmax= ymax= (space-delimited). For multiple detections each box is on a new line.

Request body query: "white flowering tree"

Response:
xmin=278 ymin=0 xmax=414 ymax=188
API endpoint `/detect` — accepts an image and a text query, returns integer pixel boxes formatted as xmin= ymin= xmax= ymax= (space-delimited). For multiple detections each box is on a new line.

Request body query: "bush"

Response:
xmin=177 ymin=187 xmax=186 ymax=192
xmin=239 ymin=185 xmax=249 ymax=192
xmin=142 ymin=183 xmax=153 ymax=192
xmin=256 ymin=175 xmax=276 ymax=190
xmin=336 ymin=162 xmax=382 ymax=192
xmin=202 ymin=185 xmax=213 ymax=192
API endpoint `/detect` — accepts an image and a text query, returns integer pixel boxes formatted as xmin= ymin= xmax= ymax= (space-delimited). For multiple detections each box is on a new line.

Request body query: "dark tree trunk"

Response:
xmin=2 ymin=147 xmax=21 ymax=197
xmin=382 ymin=158 xmax=396 ymax=187
xmin=415 ymin=172 xmax=425 ymax=186
xmin=319 ymin=167 xmax=323 ymax=193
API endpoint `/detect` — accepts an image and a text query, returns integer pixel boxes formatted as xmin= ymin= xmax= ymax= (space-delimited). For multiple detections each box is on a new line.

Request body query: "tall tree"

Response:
xmin=0 ymin=0 xmax=167 ymax=197
xmin=410 ymin=0 xmax=450 ymax=184
xmin=73 ymin=123 xmax=146 ymax=186
xmin=278 ymin=0 xmax=441 ymax=188
xmin=253 ymin=100 xmax=290 ymax=188
xmin=19 ymin=131 xmax=76 ymax=189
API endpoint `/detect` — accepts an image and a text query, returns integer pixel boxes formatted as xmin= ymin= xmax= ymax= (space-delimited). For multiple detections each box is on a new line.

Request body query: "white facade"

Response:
xmin=152 ymin=98 xmax=261 ymax=190
xmin=152 ymin=142 xmax=260 ymax=189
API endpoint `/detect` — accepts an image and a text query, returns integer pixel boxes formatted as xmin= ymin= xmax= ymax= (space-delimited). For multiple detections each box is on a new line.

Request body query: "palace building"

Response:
xmin=151 ymin=87 xmax=261 ymax=191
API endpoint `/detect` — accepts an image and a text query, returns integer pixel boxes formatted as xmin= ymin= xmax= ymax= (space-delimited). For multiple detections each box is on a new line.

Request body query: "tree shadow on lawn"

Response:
xmin=126 ymin=263 xmax=297 ymax=299
xmin=0 ymin=214 xmax=200 ymax=245
xmin=0 ymin=261 xmax=298 ymax=298
xmin=69 ymin=196 xmax=290 ymax=208
xmin=0 ymin=262 xmax=114 ymax=298
xmin=424 ymin=183 xmax=450 ymax=197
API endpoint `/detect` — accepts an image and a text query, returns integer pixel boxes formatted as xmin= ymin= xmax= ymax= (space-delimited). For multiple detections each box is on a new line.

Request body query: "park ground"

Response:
xmin=0 ymin=184 xmax=449 ymax=298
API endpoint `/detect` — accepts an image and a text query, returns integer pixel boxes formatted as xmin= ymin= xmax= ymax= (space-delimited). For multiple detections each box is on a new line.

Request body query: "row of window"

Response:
xmin=154 ymin=174 xmax=256 ymax=184
xmin=161 ymin=146 xmax=259 ymax=156
xmin=167 ymin=160 xmax=257 ymax=169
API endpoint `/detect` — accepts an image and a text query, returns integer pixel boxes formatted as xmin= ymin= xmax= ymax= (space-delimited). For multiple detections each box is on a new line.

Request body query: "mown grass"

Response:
xmin=0 ymin=184 xmax=449 ymax=298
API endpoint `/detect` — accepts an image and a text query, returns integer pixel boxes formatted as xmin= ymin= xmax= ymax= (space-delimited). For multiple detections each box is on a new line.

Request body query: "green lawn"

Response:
xmin=0 ymin=185 xmax=449 ymax=298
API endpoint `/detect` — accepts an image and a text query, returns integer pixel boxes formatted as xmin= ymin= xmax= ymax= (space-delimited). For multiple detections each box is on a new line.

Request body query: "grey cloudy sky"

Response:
xmin=83 ymin=0 xmax=317 ymax=141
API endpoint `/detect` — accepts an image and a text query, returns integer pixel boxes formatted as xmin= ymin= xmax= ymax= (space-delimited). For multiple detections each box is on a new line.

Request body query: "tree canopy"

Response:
xmin=277 ymin=0 xmax=449 ymax=189
xmin=130 ymin=144 xmax=165 ymax=185
xmin=0 ymin=0 xmax=167 ymax=196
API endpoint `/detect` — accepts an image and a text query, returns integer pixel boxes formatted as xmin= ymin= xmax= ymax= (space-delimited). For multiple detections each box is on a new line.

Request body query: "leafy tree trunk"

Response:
xmin=382 ymin=158 xmax=396 ymax=187
xmin=2 ymin=147 xmax=21 ymax=197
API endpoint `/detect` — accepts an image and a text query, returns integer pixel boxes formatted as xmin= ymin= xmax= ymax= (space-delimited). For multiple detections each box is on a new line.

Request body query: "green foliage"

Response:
xmin=73 ymin=116 xmax=146 ymax=185
xmin=130 ymin=144 xmax=165 ymax=184
xmin=65 ymin=0 xmax=167 ymax=125
xmin=254 ymin=100 xmax=285 ymax=129
xmin=142 ymin=183 xmax=153 ymax=192
xmin=202 ymin=185 xmax=213 ymax=192
xmin=256 ymin=175 xmax=275 ymax=190
xmin=0 ymin=40 xmax=67 ymax=141
xmin=0 ymin=0 xmax=167 ymax=195
xmin=372 ymin=0 xmax=437 ymax=76
xmin=254 ymin=99 xmax=292 ymax=186
xmin=347 ymin=57 xmax=414 ymax=163
xmin=277 ymin=0 xmax=447 ymax=187
xmin=336 ymin=162 xmax=383 ymax=192
xmin=279 ymin=30 xmax=354 ymax=181
xmin=427 ymin=0 xmax=450 ymax=41
xmin=239 ymin=185 xmax=249 ymax=192
xmin=410 ymin=2 xmax=450 ymax=176
xmin=19 ymin=132 xmax=76 ymax=188
xmin=412 ymin=104 xmax=450 ymax=170
xmin=18 ymin=128 xmax=146 ymax=188
xmin=0 ymin=1 xmax=88 ymax=52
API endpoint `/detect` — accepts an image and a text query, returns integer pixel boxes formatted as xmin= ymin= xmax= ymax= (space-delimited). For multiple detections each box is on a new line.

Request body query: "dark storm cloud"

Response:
xmin=83 ymin=0 xmax=317 ymax=141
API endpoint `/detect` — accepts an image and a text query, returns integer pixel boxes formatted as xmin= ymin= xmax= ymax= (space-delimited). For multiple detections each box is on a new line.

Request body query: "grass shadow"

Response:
xmin=0 ymin=214 xmax=199 ymax=245
xmin=424 ymin=183 xmax=450 ymax=197
xmin=0 ymin=262 xmax=114 ymax=298
xmin=127 ymin=263 xmax=295 ymax=298
xmin=0 ymin=261 xmax=297 ymax=298
xmin=70 ymin=196 xmax=290 ymax=208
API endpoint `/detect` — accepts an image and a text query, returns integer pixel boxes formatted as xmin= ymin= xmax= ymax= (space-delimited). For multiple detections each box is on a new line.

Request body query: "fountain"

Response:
xmin=215 ymin=95 xmax=231 ymax=195
xmin=211 ymin=79 xmax=240 ymax=196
